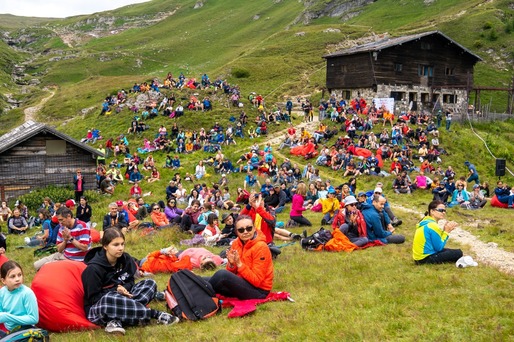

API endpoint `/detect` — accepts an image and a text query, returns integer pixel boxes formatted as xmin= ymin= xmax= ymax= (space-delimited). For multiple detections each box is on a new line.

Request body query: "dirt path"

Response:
xmin=267 ymin=126 xmax=514 ymax=276
xmin=24 ymin=89 xmax=55 ymax=122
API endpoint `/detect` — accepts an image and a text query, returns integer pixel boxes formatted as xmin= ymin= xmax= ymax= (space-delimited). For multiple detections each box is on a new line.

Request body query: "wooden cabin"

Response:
xmin=323 ymin=31 xmax=482 ymax=112
xmin=0 ymin=121 xmax=103 ymax=201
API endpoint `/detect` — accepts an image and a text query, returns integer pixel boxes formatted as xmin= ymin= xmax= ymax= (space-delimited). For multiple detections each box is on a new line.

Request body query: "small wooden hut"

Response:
xmin=0 ymin=121 xmax=103 ymax=201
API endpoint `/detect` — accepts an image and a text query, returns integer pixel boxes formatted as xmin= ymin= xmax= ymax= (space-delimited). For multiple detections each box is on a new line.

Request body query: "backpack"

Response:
xmin=300 ymin=227 xmax=333 ymax=251
xmin=33 ymin=244 xmax=57 ymax=258
xmin=0 ymin=326 xmax=49 ymax=342
xmin=165 ymin=269 xmax=222 ymax=321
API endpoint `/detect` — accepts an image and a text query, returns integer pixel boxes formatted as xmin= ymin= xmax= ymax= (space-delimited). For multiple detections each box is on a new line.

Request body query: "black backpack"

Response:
xmin=300 ymin=227 xmax=333 ymax=251
xmin=165 ymin=269 xmax=222 ymax=321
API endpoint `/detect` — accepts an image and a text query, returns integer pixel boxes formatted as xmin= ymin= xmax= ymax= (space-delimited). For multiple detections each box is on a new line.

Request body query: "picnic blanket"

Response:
xmin=218 ymin=291 xmax=292 ymax=318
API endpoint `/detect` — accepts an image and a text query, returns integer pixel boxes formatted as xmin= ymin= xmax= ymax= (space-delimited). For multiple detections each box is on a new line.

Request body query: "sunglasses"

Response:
xmin=236 ymin=226 xmax=253 ymax=234
xmin=153 ymin=207 xmax=160 ymax=211
xmin=434 ymin=208 xmax=446 ymax=213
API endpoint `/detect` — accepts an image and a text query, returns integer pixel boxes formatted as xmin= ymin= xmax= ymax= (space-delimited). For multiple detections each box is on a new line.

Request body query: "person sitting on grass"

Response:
xmin=412 ymin=200 xmax=462 ymax=264
xmin=361 ymin=195 xmax=405 ymax=244
xmin=208 ymin=215 xmax=273 ymax=300
xmin=332 ymin=196 xmax=369 ymax=247
xmin=150 ymin=204 xmax=174 ymax=229
xmin=82 ymin=229 xmax=179 ymax=336
xmin=102 ymin=202 xmax=129 ymax=236
xmin=0 ymin=261 xmax=39 ymax=338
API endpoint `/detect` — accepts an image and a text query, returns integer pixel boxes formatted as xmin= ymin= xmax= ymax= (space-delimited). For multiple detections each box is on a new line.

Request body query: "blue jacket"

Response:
xmin=361 ymin=203 xmax=391 ymax=243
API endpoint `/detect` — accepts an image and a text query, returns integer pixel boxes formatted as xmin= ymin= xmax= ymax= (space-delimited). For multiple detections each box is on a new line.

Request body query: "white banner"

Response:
xmin=373 ymin=98 xmax=395 ymax=113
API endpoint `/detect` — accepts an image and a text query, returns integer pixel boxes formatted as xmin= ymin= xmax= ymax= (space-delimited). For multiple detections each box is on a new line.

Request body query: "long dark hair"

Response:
xmin=425 ymin=200 xmax=444 ymax=216
xmin=1 ymin=260 xmax=22 ymax=279
xmin=101 ymin=228 xmax=125 ymax=247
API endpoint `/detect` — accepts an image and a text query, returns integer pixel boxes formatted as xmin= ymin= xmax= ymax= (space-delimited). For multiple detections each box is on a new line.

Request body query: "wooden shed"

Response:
xmin=0 ymin=121 xmax=103 ymax=201
xmin=323 ymin=31 xmax=482 ymax=111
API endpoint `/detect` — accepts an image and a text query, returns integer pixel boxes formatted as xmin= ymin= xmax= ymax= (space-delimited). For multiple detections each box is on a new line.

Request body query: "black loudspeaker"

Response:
xmin=496 ymin=159 xmax=506 ymax=177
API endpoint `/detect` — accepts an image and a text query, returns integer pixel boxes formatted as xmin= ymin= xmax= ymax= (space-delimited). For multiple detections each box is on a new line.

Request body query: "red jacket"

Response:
xmin=240 ymin=205 xmax=275 ymax=244
xmin=227 ymin=231 xmax=273 ymax=291
xmin=332 ymin=208 xmax=367 ymax=238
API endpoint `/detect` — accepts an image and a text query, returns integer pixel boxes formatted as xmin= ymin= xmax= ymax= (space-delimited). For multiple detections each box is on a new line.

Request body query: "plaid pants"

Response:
xmin=88 ymin=278 xmax=157 ymax=326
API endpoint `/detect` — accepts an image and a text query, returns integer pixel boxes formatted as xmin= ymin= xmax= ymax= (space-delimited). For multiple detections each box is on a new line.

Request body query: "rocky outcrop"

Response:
xmin=294 ymin=0 xmax=376 ymax=25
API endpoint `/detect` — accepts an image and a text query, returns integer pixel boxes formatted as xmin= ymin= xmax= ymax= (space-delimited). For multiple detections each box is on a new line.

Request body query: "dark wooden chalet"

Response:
xmin=0 ymin=121 xmax=104 ymax=201
xmin=323 ymin=31 xmax=482 ymax=104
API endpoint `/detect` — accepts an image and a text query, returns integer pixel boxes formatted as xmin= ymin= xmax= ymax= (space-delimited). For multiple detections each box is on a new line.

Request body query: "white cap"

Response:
xmin=374 ymin=187 xmax=383 ymax=193
xmin=456 ymin=256 xmax=478 ymax=268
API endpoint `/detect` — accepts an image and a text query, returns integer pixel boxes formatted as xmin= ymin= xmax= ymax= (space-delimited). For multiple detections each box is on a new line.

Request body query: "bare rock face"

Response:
xmin=194 ymin=1 xmax=204 ymax=9
xmin=295 ymin=0 xmax=376 ymax=24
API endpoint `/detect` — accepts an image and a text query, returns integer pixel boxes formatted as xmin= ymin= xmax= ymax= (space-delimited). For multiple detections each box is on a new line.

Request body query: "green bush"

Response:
xmin=17 ymin=185 xmax=74 ymax=211
xmin=232 ymin=68 xmax=251 ymax=79
xmin=483 ymin=21 xmax=493 ymax=30
xmin=473 ymin=40 xmax=483 ymax=48
xmin=487 ymin=28 xmax=498 ymax=41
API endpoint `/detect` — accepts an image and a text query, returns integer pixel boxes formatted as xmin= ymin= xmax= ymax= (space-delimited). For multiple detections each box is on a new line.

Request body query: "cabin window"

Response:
xmin=421 ymin=93 xmax=430 ymax=103
xmin=445 ymin=67 xmax=454 ymax=75
xmin=418 ymin=65 xmax=434 ymax=77
xmin=390 ymin=91 xmax=405 ymax=101
xmin=443 ymin=94 xmax=457 ymax=104
xmin=342 ymin=90 xmax=351 ymax=100
xmin=421 ymin=42 xmax=432 ymax=50
xmin=394 ymin=63 xmax=403 ymax=72
xmin=46 ymin=140 xmax=66 ymax=155
xmin=340 ymin=65 xmax=347 ymax=73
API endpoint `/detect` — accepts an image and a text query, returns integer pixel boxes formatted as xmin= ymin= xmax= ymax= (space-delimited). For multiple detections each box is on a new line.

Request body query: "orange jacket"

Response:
xmin=226 ymin=231 xmax=274 ymax=291
xmin=140 ymin=251 xmax=193 ymax=273
xmin=151 ymin=211 xmax=169 ymax=227
xmin=315 ymin=228 xmax=358 ymax=252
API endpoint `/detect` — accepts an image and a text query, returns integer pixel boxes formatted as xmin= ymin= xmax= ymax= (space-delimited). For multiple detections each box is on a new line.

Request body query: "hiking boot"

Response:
xmin=154 ymin=291 xmax=166 ymax=302
xmin=105 ymin=320 xmax=125 ymax=335
xmin=157 ymin=312 xmax=179 ymax=325
xmin=302 ymin=230 xmax=308 ymax=238
xmin=321 ymin=218 xmax=327 ymax=225
xmin=391 ymin=218 xmax=402 ymax=227
xmin=292 ymin=234 xmax=302 ymax=241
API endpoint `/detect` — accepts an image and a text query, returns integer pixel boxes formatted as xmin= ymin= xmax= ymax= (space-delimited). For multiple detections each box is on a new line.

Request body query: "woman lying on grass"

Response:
xmin=412 ymin=200 xmax=463 ymax=264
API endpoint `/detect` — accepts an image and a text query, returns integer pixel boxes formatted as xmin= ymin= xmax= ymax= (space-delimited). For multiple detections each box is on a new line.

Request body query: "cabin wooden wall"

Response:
xmin=326 ymin=34 xmax=477 ymax=91
xmin=0 ymin=134 xmax=98 ymax=201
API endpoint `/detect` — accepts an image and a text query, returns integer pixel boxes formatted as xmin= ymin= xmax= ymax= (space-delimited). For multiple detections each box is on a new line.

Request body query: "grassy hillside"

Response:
xmin=0 ymin=1 xmax=513 ymax=340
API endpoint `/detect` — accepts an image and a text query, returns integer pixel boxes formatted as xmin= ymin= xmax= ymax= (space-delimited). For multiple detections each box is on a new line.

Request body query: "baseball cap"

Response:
xmin=222 ymin=174 xmax=226 ymax=177
xmin=116 ymin=200 xmax=124 ymax=206
xmin=374 ymin=187 xmax=383 ymax=193
xmin=357 ymin=192 xmax=366 ymax=197
xmin=65 ymin=199 xmax=76 ymax=208
xmin=473 ymin=184 xmax=480 ymax=189
xmin=327 ymin=186 xmax=336 ymax=194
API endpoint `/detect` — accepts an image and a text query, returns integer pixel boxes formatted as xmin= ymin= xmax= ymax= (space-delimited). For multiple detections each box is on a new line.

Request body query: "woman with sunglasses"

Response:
xmin=150 ymin=204 xmax=173 ymax=229
xmin=164 ymin=198 xmax=183 ymax=225
xmin=208 ymin=215 xmax=273 ymax=300
xmin=412 ymin=200 xmax=463 ymax=264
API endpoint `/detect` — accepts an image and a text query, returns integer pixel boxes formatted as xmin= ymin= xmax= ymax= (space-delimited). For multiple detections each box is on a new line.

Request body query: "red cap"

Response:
xmin=65 ymin=199 xmax=76 ymax=208
xmin=116 ymin=200 xmax=124 ymax=206
xmin=51 ymin=216 xmax=59 ymax=224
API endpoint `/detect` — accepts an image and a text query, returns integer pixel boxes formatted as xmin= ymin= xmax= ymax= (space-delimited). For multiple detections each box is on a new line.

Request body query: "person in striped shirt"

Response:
xmin=34 ymin=207 xmax=91 ymax=271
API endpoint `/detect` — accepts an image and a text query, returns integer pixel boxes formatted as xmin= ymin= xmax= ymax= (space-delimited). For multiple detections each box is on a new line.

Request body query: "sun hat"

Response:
xmin=343 ymin=196 xmax=358 ymax=206
xmin=456 ymin=256 xmax=478 ymax=268
xmin=222 ymin=174 xmax=226 ymax=177
xmin=374 ymin=187 xmax=383 ymax=193
xmin=221 ymin=213 xmax=231 ymax=223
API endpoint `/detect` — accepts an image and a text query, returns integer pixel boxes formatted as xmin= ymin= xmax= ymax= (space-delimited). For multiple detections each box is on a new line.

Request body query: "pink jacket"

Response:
xmin=290 ymin=194 xmax=306 ymax=217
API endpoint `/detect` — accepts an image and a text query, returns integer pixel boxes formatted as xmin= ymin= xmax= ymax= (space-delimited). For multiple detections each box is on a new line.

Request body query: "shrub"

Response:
xmin=17 ymin=185 xmax=74 ymax=211
xmin=232 ymin=68 xmax=251 ymax=79
xmin=473 ymin=40 xmax=483 ymax=48
xmin=487 ymin=28 xmax=498 ymax=41
xmin=483 ymin=22 xmax=493 ymax=30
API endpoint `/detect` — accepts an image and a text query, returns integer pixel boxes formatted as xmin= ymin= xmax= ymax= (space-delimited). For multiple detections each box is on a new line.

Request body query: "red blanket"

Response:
xmin=218 ymin=292 xmax=291 ymax=318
